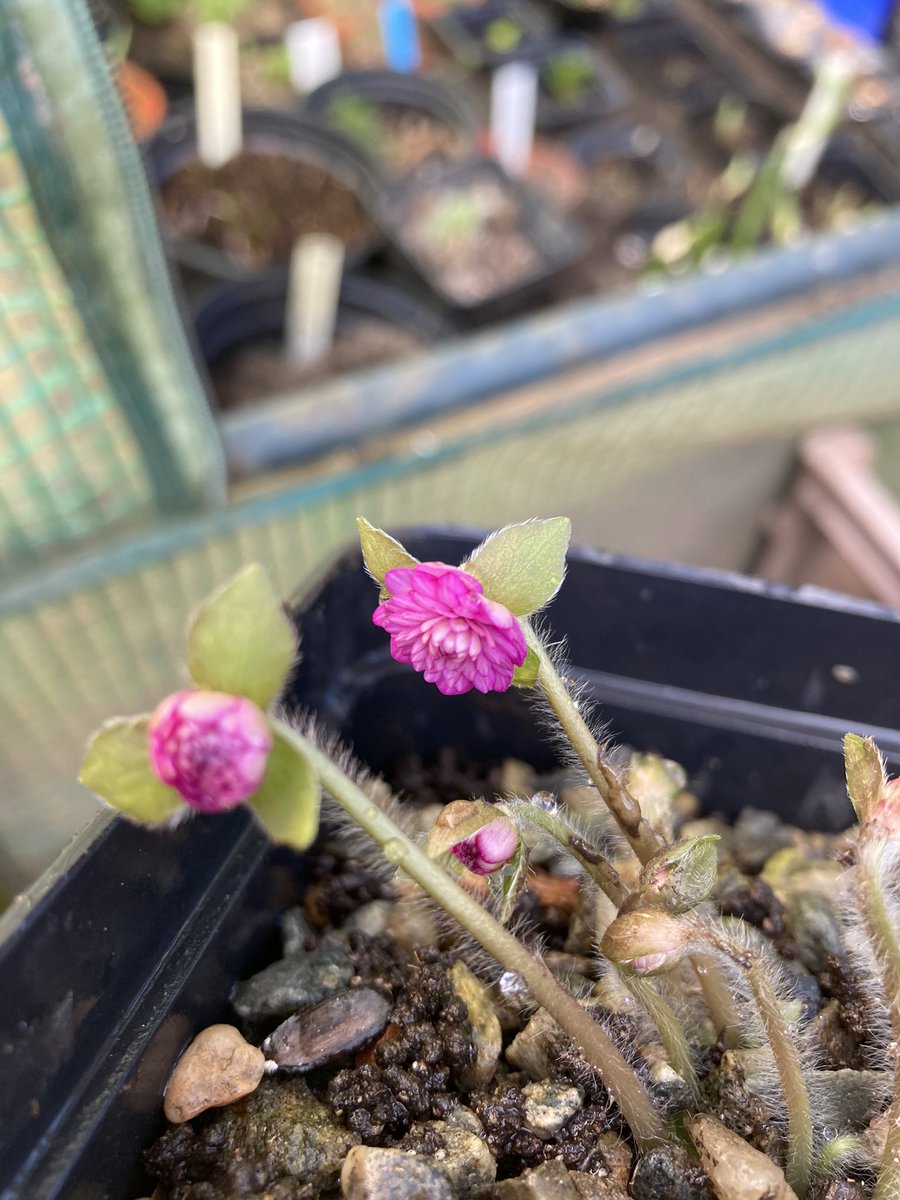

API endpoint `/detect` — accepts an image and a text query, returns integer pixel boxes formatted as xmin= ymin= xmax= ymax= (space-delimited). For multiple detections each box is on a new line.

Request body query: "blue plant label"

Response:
xmin=379 ymin=0 xmax=421 ymax=73
xmin=820 ymin=0 xmax=894 ymax=40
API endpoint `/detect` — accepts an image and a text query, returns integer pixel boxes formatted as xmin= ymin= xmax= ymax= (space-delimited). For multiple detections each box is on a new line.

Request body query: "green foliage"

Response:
xmin=186 ymin=564 xmax=297 ymax=711
xmin=465 ymin=518 xmax=571 ymax=616
xmin=328 ymin=94 xmax=384 ymax=149
xmin=844 ymin=733 xmax=885 ymax=824
xmin=484 ymin=16 xmax=524 ymax=54
xmin=193 ymin=0 xmax=251 ymax=22
xmin=421 ymin=189 xmax=486 ymax=246
xmin=542 ymin=51 xmax=596 ymax=104
xmin=356 ymin=518 xmax=418 ymax=588
xmin=248 ymin=726 xmax=320 ymax=849
xmin=79 ymin=717 xmax=182 ymax=824
xmin=637 ymin=835 xmax=720 ymax=913
xmin=127 ymin=0 xmax=183 ymax=25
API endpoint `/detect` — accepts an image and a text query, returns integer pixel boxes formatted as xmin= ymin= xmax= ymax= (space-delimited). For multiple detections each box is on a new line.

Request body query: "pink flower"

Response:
xmin=148 ymin=690 xmax=272 ymax=814
xmin=373 ymin=563 xmax=527 ymax=696
xmin=450 ymin=818 xmax=519 ymax=875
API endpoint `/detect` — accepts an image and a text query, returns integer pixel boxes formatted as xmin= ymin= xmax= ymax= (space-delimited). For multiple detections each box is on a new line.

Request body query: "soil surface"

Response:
xmin=145 ymin=746 xmax=880 ymax=1200
xmin=160 ymin=153 xmax=376 ymax=271
xmin=329 ymin=103 xmax=472 ymax=178
xmin=210 ymin=322 xmax=428 ymax=411
xmin=397 ymin=177 xmax=542 ymax=304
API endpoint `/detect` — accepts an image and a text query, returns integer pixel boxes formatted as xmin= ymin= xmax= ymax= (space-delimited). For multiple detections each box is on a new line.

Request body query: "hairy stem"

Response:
xmin=510 ymin=800 xmax=630 ymax=908
xmin=857 ymin=842 xmax=900 ymax=1200
xmin=623 ymin=973 xmax=701 ymax=1103
xmin=279 ymin=720 xmax=666 ymax=1151
xmin=700 ymin=918 xmax=813 ymax=1197
xmin=527 ymin=631 xmax=742 ymax=1040
xmin=528 ymin=630 xmax=662 ymax=864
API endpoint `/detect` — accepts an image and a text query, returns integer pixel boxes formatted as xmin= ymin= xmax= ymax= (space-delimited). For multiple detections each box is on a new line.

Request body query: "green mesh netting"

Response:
xmin=0 ymin=0 xmax=225 ymax=567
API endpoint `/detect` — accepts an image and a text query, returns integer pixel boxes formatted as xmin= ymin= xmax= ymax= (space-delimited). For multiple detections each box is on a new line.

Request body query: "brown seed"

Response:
xmin=164 ymin=1023 xmax=265 ymax=1123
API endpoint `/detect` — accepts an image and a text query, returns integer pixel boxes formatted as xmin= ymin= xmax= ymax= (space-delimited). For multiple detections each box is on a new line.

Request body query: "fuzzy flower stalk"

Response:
xmin=844 ymin=735 xmax=900 ymax=1200
xmin=601 ymin=904 xmax=814 ymax=1198
xmin=359 ymin=518 xmax=739 ymax=1042
xmin=79 ymin=555 xmax=665 ymax=1153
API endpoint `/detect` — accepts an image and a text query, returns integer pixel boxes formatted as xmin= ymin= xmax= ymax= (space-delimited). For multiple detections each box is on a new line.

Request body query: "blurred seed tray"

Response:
xmin=613 ymin=16 xmax=755 ymax=116
xmin=526 ymin=37 xmax=632 ymax=130
xmin=144 ymin=105 xmax=384 ymax=285
xmin=374 ymin=157 xmax=589 ymax=326
xmin=428 ymin=0 xmax=557 ymax=69
xmin=301 ymin=68 xmax=481 ymax=184
xmin=192 ymin=270 xmax=456 ymax=415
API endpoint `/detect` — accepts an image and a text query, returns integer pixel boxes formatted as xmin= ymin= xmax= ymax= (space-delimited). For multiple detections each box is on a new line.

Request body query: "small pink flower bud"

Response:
xmin=600 ymin=910 xmax=689 ymax=975
xmin=372 ymin=562 xmax=527 ymax=696
xmin=148 ymin=690 xmax=272 ymax=814
xmin=450 ymin=818 xmax=519 ymax=876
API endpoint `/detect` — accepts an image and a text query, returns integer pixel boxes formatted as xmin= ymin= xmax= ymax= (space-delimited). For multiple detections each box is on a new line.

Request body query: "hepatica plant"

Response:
xmin=79 ymin=519 xmax=900 ymax=1196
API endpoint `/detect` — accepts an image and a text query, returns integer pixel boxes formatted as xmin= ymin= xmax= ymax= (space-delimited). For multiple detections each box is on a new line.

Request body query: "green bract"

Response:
xmin=79 ymin=717 xmax=183 ymax=825
xmin=79 ymin=564 xmax=320 ymax=850
xmin=186 ymin=564 xmax=297 ymax=711
xmin=356 ymin=517 xmax=418 ymax=588
xmin=464 ymin=518 xmax=571 ymax=617
xmin=636 ymin=834 xmax=720 ymax=914
xmin=844 ymin=733 xmax=885 ymax=825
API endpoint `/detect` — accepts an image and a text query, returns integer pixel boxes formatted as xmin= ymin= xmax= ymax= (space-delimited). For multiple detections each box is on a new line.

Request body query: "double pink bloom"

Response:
xmin=148 ymin=690 xmax=272 ymax=813
xmin=373 ymin=562 xmax=527 ymax=697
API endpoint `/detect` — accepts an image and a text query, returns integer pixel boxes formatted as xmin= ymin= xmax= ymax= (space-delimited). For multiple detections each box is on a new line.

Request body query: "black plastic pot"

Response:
xmin=429 ymin=0 xmax=556 ymax=69
xmin=550 ymin=0 xmax=673 ymax=31
xmin=566 ymin=121 xmax=691 ymax=273
xmin=6 ymin=531 xmax=900 ymax=1197
xmin=613 ymin=18 xmax=745 ymax=117
xmin=194 ymin=270 xmax=454 ymax=364
xmin=144 ymin=105 xmax=384 ymax=283
xmin=530 ymin=37 xmax=630 ymax=130
xmin=192 ymin=270 xmax=455 ymax=411
xmin=376 ymin=157 xmax=589 ymax=325
xmin=302 ymin=69 xmax=481 ymax=182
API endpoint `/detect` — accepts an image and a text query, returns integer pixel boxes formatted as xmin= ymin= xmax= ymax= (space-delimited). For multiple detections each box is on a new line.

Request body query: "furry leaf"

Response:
xmin=248 ymin=726 xmax=320 ymax=849
xmin=511 ymin=646 xmax=540 ymax=689
xmin=637 ymin=835 xmax=720 ymax=913
xmin=187 ymin=564 xmax=296 ymax=710
xmin=79 ymin=716 xmax=182 ymax=824
xmin=464 ymin=518 xmax=570 ymax=616
xmin=357 ymin=517 xmax=418 ymax=587
xmin=844 ymin=733 xmax=884 ymax=824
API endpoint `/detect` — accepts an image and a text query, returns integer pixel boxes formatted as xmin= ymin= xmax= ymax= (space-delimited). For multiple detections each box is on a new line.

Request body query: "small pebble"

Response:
xmin=522 ymin=1080 xmax=583 ymax=1139
xmin=506 ymin=1008 xmax=563 ymax=1080
xmin=341 ymin=1144 xmax=454 ymax=1200
xmin=493 ymin=1158 xmax=580 ymax=1199
xmin=263 ymin=987 xmax=391 ymax=1071
xmin=232 ymin=938 xmax=354 ymax=1021
xmin=398 ymin=1118 xmax=496 ymax=1197
xmin=342 ymin=900 xmax=391 ymax=937
xmin=686 ymin=1113 xmax=798 ymax=1200
xmin=164 ymin=1024 xmax=265 ymax=1123
xmin=630 ymin=1144 xmax=716 ymax=1200
xmin=281 ymin=906 xmax=316 ymax=956
xmin=571 ymin=1171 xmax=630 ymax=1199
xmin=386 ymin=901 xmax=439 ymax=952
xmin=449 ymin=961 xmax=502 ymax=1090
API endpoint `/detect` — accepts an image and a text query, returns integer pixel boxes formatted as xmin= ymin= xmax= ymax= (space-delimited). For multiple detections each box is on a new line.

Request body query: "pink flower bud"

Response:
xmin=372 ymin=562 xmax=527 ymax=697
xmin=148 ymin=690 xmax=272 ymax=814
xmin=450 ymin=817 xmax=519 ymax=875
